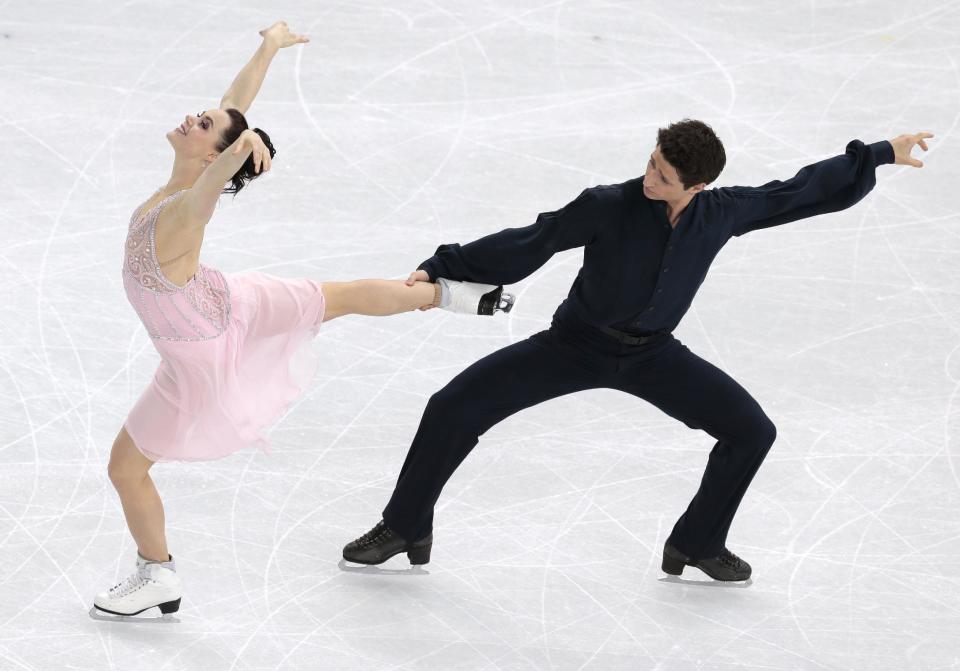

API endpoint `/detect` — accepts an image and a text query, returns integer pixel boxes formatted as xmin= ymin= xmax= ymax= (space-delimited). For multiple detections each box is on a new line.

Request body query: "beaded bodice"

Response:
xmin=123 ymin=190 xmax=231 ymax=341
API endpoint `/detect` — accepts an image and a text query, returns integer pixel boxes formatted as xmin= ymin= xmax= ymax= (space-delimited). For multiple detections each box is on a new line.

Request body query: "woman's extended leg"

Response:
xmin=107 ymin=427 xmax=169 ymax=562
xmin=321 ymin=279 xmax=437 ymax=323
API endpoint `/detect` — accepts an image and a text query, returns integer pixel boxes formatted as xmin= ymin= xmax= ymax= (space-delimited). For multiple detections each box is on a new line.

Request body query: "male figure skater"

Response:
xmin=343 ymin=120 xmax=932 ymax=581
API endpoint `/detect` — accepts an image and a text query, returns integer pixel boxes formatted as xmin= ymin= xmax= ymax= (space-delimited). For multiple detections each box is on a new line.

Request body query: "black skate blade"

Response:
xmin=477 ymin=286 xmax=502 ymax=315
xmin=88 ymin=605 xmax=180 ymax=623
xmin=479 ymin=286 xmax=517 ymax=315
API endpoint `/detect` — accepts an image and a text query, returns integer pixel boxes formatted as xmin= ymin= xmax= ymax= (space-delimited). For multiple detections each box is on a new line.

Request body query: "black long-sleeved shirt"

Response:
xmin=417 ymin=139 xmax=896 ymax=334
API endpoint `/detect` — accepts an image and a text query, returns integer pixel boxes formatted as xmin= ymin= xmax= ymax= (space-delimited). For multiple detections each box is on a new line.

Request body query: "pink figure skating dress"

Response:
xmin=122 ymin=189 xmax=326 ymax=462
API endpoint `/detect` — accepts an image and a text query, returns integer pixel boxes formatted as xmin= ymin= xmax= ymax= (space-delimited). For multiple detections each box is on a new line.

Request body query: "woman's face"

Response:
xmin=165 ymin=108 xmax=232 ymax=162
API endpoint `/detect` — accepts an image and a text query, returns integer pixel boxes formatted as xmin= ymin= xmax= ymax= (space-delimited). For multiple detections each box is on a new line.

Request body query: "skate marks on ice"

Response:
xmin=337 ymin=558 xmax=430 ymax=576
xmin=88 ymin=606 xmax=181 ymax=624
xmin=337 ymin=559 xmax=753 ymax=586
xmin=337 ymin=557 xmax=752 ymax=585
xmin=658 ymin=575 xmax=754 ymax=589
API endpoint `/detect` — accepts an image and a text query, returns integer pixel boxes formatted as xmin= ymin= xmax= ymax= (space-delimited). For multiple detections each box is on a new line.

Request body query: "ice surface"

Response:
xmin=1 ymin=1 xmax=958 ymax=669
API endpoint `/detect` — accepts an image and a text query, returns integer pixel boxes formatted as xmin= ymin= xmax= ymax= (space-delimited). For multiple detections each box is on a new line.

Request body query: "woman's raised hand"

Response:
xmin=259 ymin=21 xmax=309 ymax=49
xmin=232 ymin=129 xmax=272 ymax=174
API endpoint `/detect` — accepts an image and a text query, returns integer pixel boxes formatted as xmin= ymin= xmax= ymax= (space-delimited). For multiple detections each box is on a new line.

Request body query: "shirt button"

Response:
xmin=668 ymin=245 xmax=673 ymax=250
xmin=648 ymin=306 xmax=655 ymax=312
xmin=663 ymin=268 xmax=669 ymax=273
xmin=657 ymin=288 xmax=663 ymax=293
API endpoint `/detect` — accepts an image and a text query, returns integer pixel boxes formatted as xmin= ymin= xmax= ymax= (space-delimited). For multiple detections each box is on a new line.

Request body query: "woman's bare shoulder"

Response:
xmin=152 ymin=190 xmax=199 ymax=240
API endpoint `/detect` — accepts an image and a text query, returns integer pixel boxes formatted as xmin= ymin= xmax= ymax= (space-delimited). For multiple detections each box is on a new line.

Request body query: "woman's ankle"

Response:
xmin=137 ymin=549 xmax=171 ymax=564
xmin=435 ymin=279 xmax=451 ymax=308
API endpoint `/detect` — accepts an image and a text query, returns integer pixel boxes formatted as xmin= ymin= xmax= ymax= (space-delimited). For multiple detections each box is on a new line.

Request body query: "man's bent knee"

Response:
xmin=754 ymin=416 xmax=777 ymax=450
xmin=426 ymin=381 xmax=500 ymax=436
xmin=723 ymin=413 xmax=776 ymax=452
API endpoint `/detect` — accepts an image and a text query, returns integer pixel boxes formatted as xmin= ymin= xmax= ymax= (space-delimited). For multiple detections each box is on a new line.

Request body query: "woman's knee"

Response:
xmin=108 ymin=460 xmax=146 ymax=490
xmin=108 ymin=428 xmax=152 ymax=489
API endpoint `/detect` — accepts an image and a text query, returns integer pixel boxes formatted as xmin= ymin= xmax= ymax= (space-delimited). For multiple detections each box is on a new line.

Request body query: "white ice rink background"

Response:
xmin=1 ymin=1 xmax=958 ymax=669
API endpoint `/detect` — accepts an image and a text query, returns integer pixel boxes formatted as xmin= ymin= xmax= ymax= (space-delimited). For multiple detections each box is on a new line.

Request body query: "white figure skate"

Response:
xmin=89 ymin=553 xmax=182 ymax=622
xmin=438 ymin=278 xmax=515 ymax=315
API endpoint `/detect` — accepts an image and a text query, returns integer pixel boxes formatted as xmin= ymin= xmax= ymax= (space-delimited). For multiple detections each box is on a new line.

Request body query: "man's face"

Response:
xmin=642 ymin=145 xmax=704 ymax=202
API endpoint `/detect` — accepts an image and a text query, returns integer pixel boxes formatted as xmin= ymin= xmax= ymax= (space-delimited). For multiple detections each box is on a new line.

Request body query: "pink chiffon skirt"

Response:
xmin=124 ymin=271 xmax=326 ymax=462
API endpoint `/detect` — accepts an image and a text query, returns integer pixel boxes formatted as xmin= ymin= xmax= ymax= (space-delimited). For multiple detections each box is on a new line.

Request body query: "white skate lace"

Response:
xmin=109 ymin=568 xmax=150 ymax=598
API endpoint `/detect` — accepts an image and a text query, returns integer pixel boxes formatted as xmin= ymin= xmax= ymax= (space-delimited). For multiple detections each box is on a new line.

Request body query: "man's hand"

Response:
xmin=406 ymin=270 xmax=434 ymax=310
xmin=890 ymin=132 xmax=934 ymax=168
xmin=259 ymin=21 xmax=309 ymax=49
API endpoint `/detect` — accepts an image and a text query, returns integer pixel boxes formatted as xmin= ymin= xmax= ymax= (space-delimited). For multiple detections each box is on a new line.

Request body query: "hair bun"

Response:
xmin=218 ymin=107 xmax=277 ymax=195
xmin=252 ymin=128 xmax=277 ymax=159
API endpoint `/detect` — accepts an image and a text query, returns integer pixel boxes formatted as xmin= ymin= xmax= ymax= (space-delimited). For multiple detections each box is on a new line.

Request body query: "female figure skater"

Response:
xmin=92 ymin=21 xmax=513 ymax=619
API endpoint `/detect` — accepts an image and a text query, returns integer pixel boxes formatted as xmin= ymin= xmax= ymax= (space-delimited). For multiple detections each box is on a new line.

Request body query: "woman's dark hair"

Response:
xmin=656 ymin=119 xmax=725 ymax=189
xmin=215 ymin=108 xmax=277 ymax=195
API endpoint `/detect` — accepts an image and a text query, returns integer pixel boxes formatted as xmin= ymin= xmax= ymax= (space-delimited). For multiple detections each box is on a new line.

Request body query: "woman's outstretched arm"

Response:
xmin=220 ymin=21 xmax=309 ymax=114
xmin=321 ymin=280 xmax=440 ymax=323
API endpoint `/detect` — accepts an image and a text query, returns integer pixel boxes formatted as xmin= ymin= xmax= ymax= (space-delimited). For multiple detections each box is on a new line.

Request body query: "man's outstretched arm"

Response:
xmin=720 ymin=132 xmax=933 ymax=238
xmin=406 ymin=186 xmax=609 ymax=289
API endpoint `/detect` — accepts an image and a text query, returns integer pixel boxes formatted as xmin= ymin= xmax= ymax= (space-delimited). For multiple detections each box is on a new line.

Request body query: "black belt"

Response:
xmin=599 ymin=325 xmax=661 ymax=345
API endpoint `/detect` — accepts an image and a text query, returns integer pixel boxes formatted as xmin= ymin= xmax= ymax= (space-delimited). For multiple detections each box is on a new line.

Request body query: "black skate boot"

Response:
xmin=661 ymin=541 xmax=752 ymax=581
xmin=343 ymin=520 xmax=432 ymax=566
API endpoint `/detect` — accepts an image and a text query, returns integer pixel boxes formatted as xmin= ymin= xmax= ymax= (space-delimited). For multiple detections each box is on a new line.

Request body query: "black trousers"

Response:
xmin=382 ymin=308 xmax=776 ymax=559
